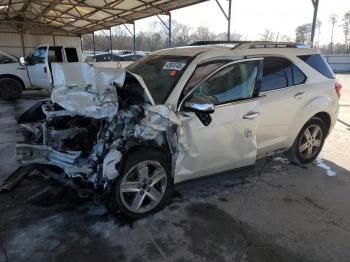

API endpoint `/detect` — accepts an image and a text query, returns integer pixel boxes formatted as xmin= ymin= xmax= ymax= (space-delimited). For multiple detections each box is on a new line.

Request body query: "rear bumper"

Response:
xmin=328 ymin=108 xmax=339 ymax=135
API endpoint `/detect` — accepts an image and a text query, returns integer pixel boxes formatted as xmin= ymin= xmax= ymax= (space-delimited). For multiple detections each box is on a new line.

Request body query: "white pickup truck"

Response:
xmin=0 ymin=45 xmax=82 ymax=100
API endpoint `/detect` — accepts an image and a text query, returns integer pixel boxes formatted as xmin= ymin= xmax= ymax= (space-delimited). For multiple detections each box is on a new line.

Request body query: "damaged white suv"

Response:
xmin=15 ymin=41 xmax=340 ymax=218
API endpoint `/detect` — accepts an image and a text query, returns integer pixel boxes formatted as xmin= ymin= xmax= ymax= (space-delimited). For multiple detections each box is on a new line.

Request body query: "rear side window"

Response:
xmin=261 ymin=57 xmax=306 ymax=92
xmin=298 ymin=54 xmax=335 ymax=79
xmin=65 ymin=48 xmax=79 ymax=62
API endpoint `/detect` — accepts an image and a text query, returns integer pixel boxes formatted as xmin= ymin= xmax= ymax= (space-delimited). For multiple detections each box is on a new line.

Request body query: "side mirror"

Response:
xmin=184 ymin=96 xmax=215 ymax=114
xmin=19 ymin=57 xmax=26 ymax=66
xmin=184 ymin=96 xmax=215 ymax=126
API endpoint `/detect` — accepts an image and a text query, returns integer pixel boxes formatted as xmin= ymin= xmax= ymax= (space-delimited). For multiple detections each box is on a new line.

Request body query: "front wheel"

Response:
xmin=108 ymin=148 xmax=173 ymax=218
xmin=0 ymin=78 xmax=23 ymax=100
xmin=287 ymin=117 xmax=326 ymax=164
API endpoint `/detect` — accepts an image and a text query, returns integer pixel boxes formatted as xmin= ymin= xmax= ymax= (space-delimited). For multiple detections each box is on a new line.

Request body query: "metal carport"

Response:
xmin=0 ymin=0 xmax=210 ymax=57
xmin=0 ymin=0 xmax=320 ymax=58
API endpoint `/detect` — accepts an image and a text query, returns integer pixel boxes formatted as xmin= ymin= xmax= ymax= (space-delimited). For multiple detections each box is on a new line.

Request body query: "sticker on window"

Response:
xmin=163 ymin=62 xmax=186 ymax=71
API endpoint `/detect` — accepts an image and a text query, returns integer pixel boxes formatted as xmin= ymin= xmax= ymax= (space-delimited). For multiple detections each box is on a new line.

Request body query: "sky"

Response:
xmin=133 ymin=0 xmax=350 ymax=45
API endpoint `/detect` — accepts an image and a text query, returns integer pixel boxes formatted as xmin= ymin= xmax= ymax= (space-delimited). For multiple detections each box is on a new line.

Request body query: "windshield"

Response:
xmin=126 ymin=55 xmax=192 ymax=104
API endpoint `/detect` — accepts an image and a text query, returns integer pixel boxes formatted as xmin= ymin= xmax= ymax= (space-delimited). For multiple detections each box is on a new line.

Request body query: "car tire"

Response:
xmin=0 ymin=78 xmax=23 ymax=100
xmin=287 ymin=117 xmax=326 ymax=164
xmin=108 ymin=148 xmax=173 ymax=218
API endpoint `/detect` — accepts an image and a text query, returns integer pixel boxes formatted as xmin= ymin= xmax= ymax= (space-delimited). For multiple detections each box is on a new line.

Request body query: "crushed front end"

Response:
xmin=15 ymin=63 xmax=180 ymax=191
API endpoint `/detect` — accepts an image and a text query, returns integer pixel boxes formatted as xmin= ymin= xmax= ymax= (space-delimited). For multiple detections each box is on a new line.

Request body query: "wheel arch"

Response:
xmin=0 ymin=74 xmax=26 ymax=90
xmin=119 ymin=140 xmax=172 ymax=175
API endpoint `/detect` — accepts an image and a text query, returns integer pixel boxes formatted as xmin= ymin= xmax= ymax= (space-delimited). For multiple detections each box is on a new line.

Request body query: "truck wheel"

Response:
xmin=287 ymin=117 xmax=326 ymax=164
xmin=0 ymin=78 xmax=23 ymax=100
xmin=108 ymin=148 xmax=173 ymax=218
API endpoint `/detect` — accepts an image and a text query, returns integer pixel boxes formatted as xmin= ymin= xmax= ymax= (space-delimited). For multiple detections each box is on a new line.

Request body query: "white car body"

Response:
xmin=151 ymin=43 xmax=339 ymax=182
xmin=14 ymin=42 xmax=340 ymax=217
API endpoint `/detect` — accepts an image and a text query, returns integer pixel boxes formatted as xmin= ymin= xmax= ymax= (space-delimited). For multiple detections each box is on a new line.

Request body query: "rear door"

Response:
xmin=26 ymin=45 xmax=51 ymax=88
xmin=175 ymin=58 xmax=263 ymax=182
xmin=255 ymin=56 xmax=307 ymax=157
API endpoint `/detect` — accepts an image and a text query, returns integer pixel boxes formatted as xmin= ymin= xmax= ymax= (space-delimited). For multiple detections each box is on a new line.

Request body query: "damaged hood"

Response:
xmin=51 ymin=62 xmax=155 ymax=119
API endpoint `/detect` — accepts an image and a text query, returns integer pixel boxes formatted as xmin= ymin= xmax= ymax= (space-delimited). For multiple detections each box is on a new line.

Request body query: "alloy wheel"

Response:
xmin=298 ymin=124 xmax=323 ymax=159
xmin=119 ymin=160 xmax=167 ymax=214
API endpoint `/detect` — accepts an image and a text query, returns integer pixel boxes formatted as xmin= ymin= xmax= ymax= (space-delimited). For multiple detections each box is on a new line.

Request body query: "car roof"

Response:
xmin=151 ymin=43 xmax=320 ymax=58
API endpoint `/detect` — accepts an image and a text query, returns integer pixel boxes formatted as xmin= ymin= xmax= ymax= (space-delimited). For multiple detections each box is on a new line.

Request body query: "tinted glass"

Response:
xmin=298 ymin=54 xmax=335 ymax=79
xmin=261 ymin=57 xmax=306 ymax=91
xmin=261 ymin=57 xmax=293 ymax=91
xmin=48 ymin=48 xmax=63 ymax=62
xmin=182 ymin=61 xmax=228 ymax=97
xmin=65 ymin=48 xmax=79 ymax=62
xmin=191 ymin=60 xmax=259 ymax=105
xmin=292 ymin=64 xmax=307 ymax=85
xmin=127 ymin=55 xmax=192 ymax=104
xmin=28 ymin=47 xmax=47 ymax=64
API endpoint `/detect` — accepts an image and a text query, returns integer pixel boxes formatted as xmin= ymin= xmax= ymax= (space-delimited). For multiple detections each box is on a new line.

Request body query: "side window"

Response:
xmin=65 ymin=48 xmax=79 ymax=62
xmin=183 ymin=61 xmax=228 ymax=96
xmin=190 ymin=60 xmax=259 ymax=105
xmin=48 ymin=48 xmax=63 ymax=63
xmin=292 ymin=64 xmax=307 ymax=85
xmin=27 ymin=47 xmax=47 ymax=65
xmin=261 ymin=57 xmax=306 ymax=92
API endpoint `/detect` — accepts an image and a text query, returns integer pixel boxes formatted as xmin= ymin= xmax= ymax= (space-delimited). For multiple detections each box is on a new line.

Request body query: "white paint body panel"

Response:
xmin=153 ymin=45 xmax=339 ymax=182
xmin=174 ymin=99 xmax=260 ymax=183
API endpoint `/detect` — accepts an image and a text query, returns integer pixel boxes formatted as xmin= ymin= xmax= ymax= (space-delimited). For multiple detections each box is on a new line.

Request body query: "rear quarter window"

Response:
xmin=298 ymin=54 xmax=335 ymax=79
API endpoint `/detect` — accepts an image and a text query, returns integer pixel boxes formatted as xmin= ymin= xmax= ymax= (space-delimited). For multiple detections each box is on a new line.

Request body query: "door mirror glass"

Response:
xmin=19 ymin=56 xmax=26 ymax=65
xmin=184 ymin=96 xmax=215 ymax=114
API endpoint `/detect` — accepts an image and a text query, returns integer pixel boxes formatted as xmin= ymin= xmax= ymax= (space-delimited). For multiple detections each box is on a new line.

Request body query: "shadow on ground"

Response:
xmin=0 ymin=157 xmax=349 ymax=262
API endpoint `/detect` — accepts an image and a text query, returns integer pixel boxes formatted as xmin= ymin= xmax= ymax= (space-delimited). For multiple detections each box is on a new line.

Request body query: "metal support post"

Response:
xmin=215 ymin=0 xmax=232 ymax=41
xmin=157 ymin=12 xmax=172 ymax=48
xmin=310 ymin=0 xmax=319 ymax=47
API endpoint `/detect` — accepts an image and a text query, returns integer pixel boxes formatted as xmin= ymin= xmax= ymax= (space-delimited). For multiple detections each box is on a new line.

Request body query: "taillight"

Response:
xmin=335 ymin=81 xmax=342 ymax=98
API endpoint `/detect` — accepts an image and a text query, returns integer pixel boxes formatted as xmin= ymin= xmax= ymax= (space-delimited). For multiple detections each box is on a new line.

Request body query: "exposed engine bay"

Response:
xmin=15 ymin=63 xmax=181 ymax=191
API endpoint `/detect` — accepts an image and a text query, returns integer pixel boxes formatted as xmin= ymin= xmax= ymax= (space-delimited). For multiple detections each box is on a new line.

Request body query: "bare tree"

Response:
xmin=259 ymin=29 xmax=275 ymax=41
xmin=342 ymin=11 xmax=350 ymax=53
xmin=329 ymin=14 xmax=338 ymax=54
xmin=295 ymin=23 xmax=312 ymax=44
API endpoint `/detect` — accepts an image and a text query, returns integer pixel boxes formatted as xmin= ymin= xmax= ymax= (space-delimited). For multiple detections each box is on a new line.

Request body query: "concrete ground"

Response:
xmin=0 ymin=75 xmax=349 ymax=262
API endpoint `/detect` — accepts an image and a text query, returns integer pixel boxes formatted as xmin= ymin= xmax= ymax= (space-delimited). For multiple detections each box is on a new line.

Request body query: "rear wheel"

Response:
xmin=288 ymin=117 xmax=326 ymax=164
xmin=0 ymin=78 xmax=23 ymax=100
xmin=108 ymin=148 xmax=173 ymax=218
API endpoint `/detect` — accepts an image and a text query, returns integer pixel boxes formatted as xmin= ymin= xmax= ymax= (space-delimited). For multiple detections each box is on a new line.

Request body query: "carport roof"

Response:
xmin=0 ymin=0 xmax=207 ymax=35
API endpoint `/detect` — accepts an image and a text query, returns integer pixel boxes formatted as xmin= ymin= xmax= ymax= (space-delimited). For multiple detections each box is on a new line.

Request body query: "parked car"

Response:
xmin=86 ymin=52 xmax=144 ymax=62
xmin=15 ymin=41 xmax=340 ymax=218
xmin=0 ymin=45 xmax=82 ymax=100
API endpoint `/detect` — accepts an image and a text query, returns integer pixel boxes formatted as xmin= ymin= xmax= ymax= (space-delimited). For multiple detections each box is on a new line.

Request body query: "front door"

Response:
xmin=26 ymin=45 xmax=51 ymax=89
xmin=175 ymin=58 xmax=263 ymax=183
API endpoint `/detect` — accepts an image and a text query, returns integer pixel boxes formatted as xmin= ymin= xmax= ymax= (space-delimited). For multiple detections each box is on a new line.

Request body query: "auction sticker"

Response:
xmin=163 ymin=62 xmax=186 ymax=71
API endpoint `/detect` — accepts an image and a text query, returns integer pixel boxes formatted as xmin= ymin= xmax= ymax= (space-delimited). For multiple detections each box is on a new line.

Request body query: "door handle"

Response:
xmin=243 ymin=112 xmax=260 ymax=120
xmin=294 ymin=92 xmax=305 ymax=99
xmin=44 ymin=67 xmax=47 ymax=73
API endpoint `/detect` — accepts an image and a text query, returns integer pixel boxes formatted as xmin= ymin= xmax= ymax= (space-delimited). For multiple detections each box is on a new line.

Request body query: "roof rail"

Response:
xmin=188 ymin=41 xmax=248 ymax=46
xmin=188 ymin=41 xmax=303 ymax=49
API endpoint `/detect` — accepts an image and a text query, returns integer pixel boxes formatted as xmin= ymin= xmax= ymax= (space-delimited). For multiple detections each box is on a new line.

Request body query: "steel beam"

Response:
xmin=215 ymin=0 xmax=232 ymax=41
xmin=156 ymin=12 xmax=171 ymax=48
xmin=123 ymin=23 xmax=137 ymax=56
xmin=310 ymin=0 xmax=319 ymax=47
xmin=92 ymin=31 xmax=96 ymax=56
xmin=109 ymin=27 xmax=113 ymax=61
